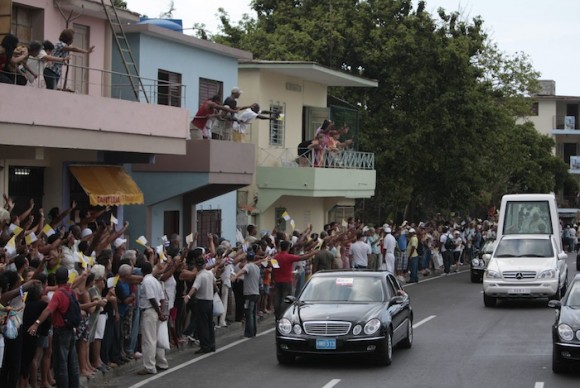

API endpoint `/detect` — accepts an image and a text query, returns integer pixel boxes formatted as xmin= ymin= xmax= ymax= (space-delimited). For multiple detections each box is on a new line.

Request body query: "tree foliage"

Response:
xmin=214 ymin=0 xmax=574 ymax=223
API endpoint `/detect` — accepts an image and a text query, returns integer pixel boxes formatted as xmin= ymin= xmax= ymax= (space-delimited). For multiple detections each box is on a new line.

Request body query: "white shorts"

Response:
xmin=95 ymin=314 xmax=107 ymax=340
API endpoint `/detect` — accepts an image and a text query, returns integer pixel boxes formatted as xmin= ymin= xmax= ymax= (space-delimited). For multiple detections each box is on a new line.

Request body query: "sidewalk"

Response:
xmin=84 ymin=313 xmax=276 ymax=388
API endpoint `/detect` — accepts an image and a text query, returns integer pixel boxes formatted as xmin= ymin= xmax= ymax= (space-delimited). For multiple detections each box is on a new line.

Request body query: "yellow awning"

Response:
xmin=69 ymin=165 xmax=144 ymax=206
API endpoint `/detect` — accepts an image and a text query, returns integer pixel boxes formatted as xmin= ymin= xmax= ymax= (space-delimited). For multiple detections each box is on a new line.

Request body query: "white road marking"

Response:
xmin=413 ymin=315 xmax=436 ymax=329
xmin=402 ymin=269 xmax=470 ymax=287
xmin=322 ymin=379 xmax=342 ymax=388
xmin=128 ymin=327 xmax=276 ymax=388
xmin=534 ymin=383 xmax=544 ymax=388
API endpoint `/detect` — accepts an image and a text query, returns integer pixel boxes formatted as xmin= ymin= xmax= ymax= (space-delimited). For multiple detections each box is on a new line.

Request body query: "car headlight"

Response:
xmin=293 ymin=324 xmax=302 ymax=335
xmin=539 ymin=269 xmax=556 ymax=279
xmin=472 ymin=258 xmax=480 ymax=267
xmin=558 ymin=324 xmax=574 ymax=341
xmin=353 ymin=325 xmax=362 ymax=335
xmin=364 ymin=319 xmax=381 ymax=335
xmin=485 ymin=270 xmax=500 ymax=279
xmin=278 ymin=318 xmax=292 ymax=335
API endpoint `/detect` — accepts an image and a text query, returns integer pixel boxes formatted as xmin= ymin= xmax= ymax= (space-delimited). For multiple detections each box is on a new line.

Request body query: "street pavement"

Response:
xmin=92 ymin=254 xmax=580 ymax=388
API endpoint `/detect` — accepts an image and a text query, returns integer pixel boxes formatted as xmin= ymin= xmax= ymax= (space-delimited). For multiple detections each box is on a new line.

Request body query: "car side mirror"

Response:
xmin=284 ymin=295 xmax=297 ymax=304
xmin=388 ymin=295 xmax=404 ymax=307
xmin=548 ymin=300 xmax=562 ymax=309
xmin=557 ymin=252 xmax=568 ymax=260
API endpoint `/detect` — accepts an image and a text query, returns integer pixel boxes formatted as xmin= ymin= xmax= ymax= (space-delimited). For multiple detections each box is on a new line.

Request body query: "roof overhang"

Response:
xmin=239 ymin=61 xmax=378 ymax=88
xmin=123 ymin=23 xmax=253 ymax=61
xmin=54 ymin=0 xmax=140 ymax=23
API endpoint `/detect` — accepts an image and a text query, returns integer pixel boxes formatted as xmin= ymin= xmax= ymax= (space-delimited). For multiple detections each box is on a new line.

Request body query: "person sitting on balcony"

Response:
xmin=0 ymin=34 xmax=28 ymax=85
xmin=232 ymin=103 xmax=278 ymax=143
xmin=191 ymin=95 xmax=236 ymax=140
xmin=44 ymin=28 xmax=94 ymax=90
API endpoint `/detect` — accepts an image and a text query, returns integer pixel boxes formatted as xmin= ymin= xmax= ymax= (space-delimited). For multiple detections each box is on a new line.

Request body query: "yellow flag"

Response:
xmin=270 ymin=259 xmax=280 ymax=269
xmin=5 ymin=236 xmax=16 ymax=256
xmin=136 ymin=236 xmax=148 ymax=247
xmin=281 ymin=211 xmax=291 ymax=221
xmin=25 ymin=232 xmax=38 ymax=245
xmin=68 ymin=272 xmax=77 ymax=284
xmin=113 ymin=275 xmax=119 ymax=287
xmin=42 ymin=224 xmax=55 ymax=237
xmin=9 ymin=223 xmax=23 ymax=236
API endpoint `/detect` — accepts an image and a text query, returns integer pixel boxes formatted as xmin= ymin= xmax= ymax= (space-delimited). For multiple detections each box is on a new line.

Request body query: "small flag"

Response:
xmin=22 ymin=291 xmax=28 ymax=303
xmin=277 ymin=113 xmax=285 ymax=121
xmin=25 ymin=232 xmax=38 ymax=245
xmin=42 ymin=224 xmax=55 ymax=237
xmin=156 ymin=245 xmax=167 ymax=262
xmin=341 ymin=219 xmax=348 ymax=227
xmin=314 ymin=239 xmax=323 ymax=250
xmin=290 ymin=219 xmax=296 ymax=230
xmin=270 ymin=259 xmax=280 ymax=269
xmin=161 ymin=235 xmax=168 ymax=243
xmin=236 ymin=229 xmax=245 ymax=244
xmin=9 ymin=223 xmax=23 ymax=236
xmin=5 ymin=236 xmax=16 ymax=256
xmin=110 ymin=214 xmax=118 ymax=225
xmin=281 ymin=211 xmax=291 ymax=221
xmin=68 ymin=271 xmax=77 ymax=284
xmin=136 ymin=236 xmax=148 ymax=247
xmin=185 ymin=233 xmax=194 ymax=245
xmin=113 ymin=274 xmax=119 ymax=287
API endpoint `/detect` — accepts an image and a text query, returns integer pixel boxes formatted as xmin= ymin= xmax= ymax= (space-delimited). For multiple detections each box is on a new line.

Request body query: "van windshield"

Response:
xmin=502 ymin=201 xmax=553 ymax=235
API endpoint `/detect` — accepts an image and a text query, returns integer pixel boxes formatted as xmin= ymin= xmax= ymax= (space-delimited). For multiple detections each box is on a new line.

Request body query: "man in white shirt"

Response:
xmin=232 ymin=103 xmax=277 ymax=143
xmin=383 ymin=228 xmax=397 ymax=274
xmin=349 ymin=231 xmax=372 ymax=269
xmin=137 ymin=262 xmax=168 ymax=375
xmin=184 ymin=257 xmax=216 ymax=354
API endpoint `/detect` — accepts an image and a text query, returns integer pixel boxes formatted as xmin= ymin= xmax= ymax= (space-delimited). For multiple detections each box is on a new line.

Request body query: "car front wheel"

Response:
xmin=376 ymin=330 xmax=393 ymax=366
xmin=552 ymin=346 xmax=566 ymax=374
xmin=399 ymin=319 xmax=413 ymax=349
xmin=277 ymin=351 xmax=295 ymax=365
xmin=483 ymin=293 xmax=496 ymax=307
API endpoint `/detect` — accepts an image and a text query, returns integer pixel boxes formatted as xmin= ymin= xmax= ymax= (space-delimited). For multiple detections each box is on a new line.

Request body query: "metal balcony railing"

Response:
xmin=553 ymin=115 xmax=579 ymax=130
xmin=5 ymin=63 xmax=186 ymax=107
xmin=259 ymin=148 xmax=375 ymax=170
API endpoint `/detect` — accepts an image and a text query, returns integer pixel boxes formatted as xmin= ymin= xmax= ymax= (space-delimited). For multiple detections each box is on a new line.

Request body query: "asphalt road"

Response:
xmin=97 ymin=254 xmax=580 ymax=388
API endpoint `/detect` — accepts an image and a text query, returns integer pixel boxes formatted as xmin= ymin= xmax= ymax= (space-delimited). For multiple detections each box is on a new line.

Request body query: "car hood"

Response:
xmin=489 ymin=257 xmax=555 ymax=272
xmin=289 ymin=302 xmax=385 ymax=323
xmin=560 ymin=306 xmax=580 ymax=329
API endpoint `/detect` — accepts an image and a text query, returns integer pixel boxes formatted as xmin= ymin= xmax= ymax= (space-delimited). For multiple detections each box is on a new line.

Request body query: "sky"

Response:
xmin=125 ymin=0 xmax=580 ymax=96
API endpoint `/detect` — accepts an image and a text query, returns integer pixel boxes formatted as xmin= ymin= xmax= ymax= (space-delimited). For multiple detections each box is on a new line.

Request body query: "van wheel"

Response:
xmin=483 ymin=293 xmax=496 ymax=307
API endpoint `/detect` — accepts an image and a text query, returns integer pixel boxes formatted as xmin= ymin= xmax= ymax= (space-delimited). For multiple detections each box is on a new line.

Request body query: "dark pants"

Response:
xmin=274 ymin=282 xmax=293 ymax=321
xmin=43 ymin=67 xmax=59 ymax=90
xmin=193 ymin=299 xmax=215 ymax=352
xmin=442 ymin=250 xmax=453 ymax=274
xmin=0 ymin=331 xmax=23 ymax=388
xmin=244 ymin=294 xmax=259 ymax=338
xmin=409 ymin=255 xmax=420 ymax=283
xmin=52 ymin=327 xmax=80 ymax=388
xmin=232 ymin=279 xmax=244 ymax=322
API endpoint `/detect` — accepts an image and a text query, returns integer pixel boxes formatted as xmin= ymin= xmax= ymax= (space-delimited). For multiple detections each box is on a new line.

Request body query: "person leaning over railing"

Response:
xmin=44 ymin=28 xmax=94 ymax=90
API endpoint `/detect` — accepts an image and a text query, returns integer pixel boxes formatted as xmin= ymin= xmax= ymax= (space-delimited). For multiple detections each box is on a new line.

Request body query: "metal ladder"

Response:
xmin=100 ymin=0 xmax=149 ymax=102
xmin=0 ymin=0 xmax=12 ymax=41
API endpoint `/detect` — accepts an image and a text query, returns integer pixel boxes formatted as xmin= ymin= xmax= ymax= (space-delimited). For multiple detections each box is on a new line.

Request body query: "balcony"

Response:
xmin=256 ymin=148 xmax=376 ymax=211
xmin=130 ymin=139 xmax=256 ymax=205
xmin=551 ymin=115 xmax=580 ymax=136
xmin=0 ymin=65 xmax=190 ymax=155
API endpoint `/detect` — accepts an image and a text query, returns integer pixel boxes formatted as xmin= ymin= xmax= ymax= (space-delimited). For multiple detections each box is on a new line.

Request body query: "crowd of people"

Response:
xmin=0 ymin=29 xmax=94 ymax=89
xmin=0 ymin=192 xmax=500 ymax=388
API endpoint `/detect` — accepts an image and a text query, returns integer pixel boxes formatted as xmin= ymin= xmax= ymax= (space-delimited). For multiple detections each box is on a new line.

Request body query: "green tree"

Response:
xmin=215 ymin=0 xmax=573 ymax=223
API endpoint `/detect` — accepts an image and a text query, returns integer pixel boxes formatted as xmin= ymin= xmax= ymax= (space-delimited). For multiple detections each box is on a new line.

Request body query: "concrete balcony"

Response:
xmin=130 ymin=140 xmax=256 ymax=205
xmin=0 ymin=83 xmax=190 ymax=155
xmin=256 ymin=148 xmax=376 ymax=211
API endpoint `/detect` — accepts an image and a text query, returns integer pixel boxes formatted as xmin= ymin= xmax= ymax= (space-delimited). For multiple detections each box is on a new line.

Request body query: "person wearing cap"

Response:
xmin=27 ymin=267 xmax=81 ymax=388
xmin=184 ymin=257 xmax=216 ymax=354
xmin=137 ymin=262 xmax=168 ymax=375
xmin=383 ymin=227 xmax=397 ymax=273
xmin=406 ymin=229 xmax=420 ymax=283
xmin=215 ymin=87 xmax=245 ymax=140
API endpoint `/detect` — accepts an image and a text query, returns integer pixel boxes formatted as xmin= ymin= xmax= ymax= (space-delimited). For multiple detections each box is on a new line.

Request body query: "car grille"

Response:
xmin=303 ymin=321 xmax=352 ymax=336
xmin=502 ymin=271 xmax=536 ymax=280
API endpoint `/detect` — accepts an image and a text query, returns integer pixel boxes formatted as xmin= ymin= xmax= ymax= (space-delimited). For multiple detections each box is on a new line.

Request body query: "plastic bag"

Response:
xmin=3 ymin=317 xmax=18 ymax=339
xmin=212 ymin=293 xmax=224 ymax=317
xmin=157 ymin=320 xmax=170 ymax=350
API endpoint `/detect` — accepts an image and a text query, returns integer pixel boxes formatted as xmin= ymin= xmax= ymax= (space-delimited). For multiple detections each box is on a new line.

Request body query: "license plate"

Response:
xmin=316 ymin=338 xmax=336 ymax=350
xmin=509 ymin=288 xmax=529 ymax=294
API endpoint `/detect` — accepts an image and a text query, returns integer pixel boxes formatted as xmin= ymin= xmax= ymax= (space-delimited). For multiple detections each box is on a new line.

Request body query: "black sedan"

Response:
xmin=549 ymin=273 xmax=580 ymax=373
xmin=470 ymin=239 xmax=495 ymax=283
xmin=276 ymin=271 xmax=413 ymax=366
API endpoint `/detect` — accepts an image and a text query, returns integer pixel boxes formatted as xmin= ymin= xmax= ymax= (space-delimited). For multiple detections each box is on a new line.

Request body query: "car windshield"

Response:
xmin=503 ymin=200 xmax=553 ymax=235
xmin=565 ymin=283 xmax=580 ymax=307
xmin=494 ymin=238 xmax=553 ymax=258
xmin=299 ymin=276 xmax=384 ymax=303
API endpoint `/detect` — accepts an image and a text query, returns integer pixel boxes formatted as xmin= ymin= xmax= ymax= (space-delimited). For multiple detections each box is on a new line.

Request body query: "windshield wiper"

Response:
xmin=495 ymin=254 xmax=517 ymax=258
xmin=518 ymin=254 xmax=546 ymax=258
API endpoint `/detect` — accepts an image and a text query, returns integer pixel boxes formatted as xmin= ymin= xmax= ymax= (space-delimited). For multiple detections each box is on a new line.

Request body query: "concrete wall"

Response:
xmin=198 ymin=191 xmax=237 ymax=244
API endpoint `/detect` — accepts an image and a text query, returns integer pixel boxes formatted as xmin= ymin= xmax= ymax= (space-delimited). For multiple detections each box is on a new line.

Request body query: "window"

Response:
xmin=158 ymin=69 xmax=182 ymax=107
xmin=9 ymin=166 xmax=44 ymax=221
xmin=328 ymin=205 xmax=355 ymax=226
xmin=196 ymin=209 xmax=221 ymax=247
xmin=269 ymin=102 xmax=285 ymax=146
xmin=275 ymin=207 xmax=287 ymax=232
xmin=11 ymin=6 xmax=32 ymax=43
xmin=530 ymin=102 xmax=539 ymax=116
xmin=163 ymin=210 xmax=180 ymax=237
xmin=199 ymin=78 xmax=223 ymax=107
